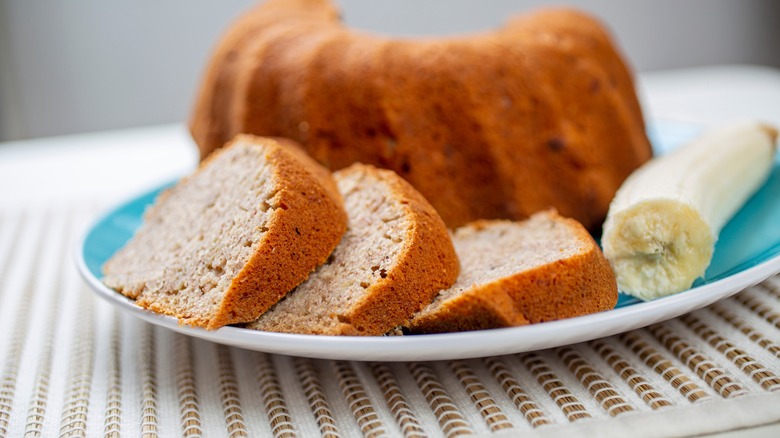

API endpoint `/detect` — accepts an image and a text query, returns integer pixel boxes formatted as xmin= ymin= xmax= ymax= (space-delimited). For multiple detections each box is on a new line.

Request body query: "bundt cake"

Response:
xmin=190 ymin=0 xmax=652 ymax=230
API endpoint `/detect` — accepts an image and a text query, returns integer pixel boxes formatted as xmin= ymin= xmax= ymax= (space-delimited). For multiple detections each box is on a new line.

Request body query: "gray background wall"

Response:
xmin=1 ymin=0 xmax=779 ymax=141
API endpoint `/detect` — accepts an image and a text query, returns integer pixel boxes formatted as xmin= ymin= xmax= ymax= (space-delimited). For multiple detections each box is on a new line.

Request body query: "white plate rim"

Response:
xmin=75 ymin=218 xmax=780 ymax=361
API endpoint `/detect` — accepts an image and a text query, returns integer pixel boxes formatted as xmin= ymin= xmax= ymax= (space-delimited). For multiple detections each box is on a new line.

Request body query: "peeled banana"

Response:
xmin=602 ymin=121 xmax=778 ymax=300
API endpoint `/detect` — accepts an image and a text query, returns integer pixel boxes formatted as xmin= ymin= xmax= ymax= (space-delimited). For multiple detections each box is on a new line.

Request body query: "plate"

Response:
xmin=76 ymin=122 xmax=780 ymax=361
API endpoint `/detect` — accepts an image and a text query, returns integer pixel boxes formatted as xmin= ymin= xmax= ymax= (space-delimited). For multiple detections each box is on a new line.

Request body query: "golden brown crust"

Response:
xmin=409 ymin=284 xmax=530 ymax=334
xmin=409 ymin=214 xmax=618 ymax=334
xmin=207 ymin=135 xmax=347 ymax=329
xmin=329 ymin=164 xmax=460 ymax=335
xmin=189 ymin=0 xmax=652 ymax=231
xmin=189 ymin=1 xmax=340 ymax=160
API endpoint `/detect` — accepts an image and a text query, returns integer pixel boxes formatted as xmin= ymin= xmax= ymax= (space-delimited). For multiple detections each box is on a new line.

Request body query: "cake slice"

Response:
xmin=103 ymin=135 xmax=347 ymax=329
xmin=246 ymin=163 xmax=460 ymax=335
xmin=408 ymin=211 xmax=617 ymax=334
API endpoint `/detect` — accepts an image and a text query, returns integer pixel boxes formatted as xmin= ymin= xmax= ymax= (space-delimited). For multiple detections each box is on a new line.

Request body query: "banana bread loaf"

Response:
xmin=190 ymin=0 xmax=652 ymax=230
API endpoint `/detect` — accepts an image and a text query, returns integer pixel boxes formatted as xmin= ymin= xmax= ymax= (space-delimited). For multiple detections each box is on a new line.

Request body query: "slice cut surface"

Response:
xmin=247 ymin=163 xmax=459 ymax=335
xmin=103 ymin=135 xmax=347 ymax=329
xmin=409 ymin=211 xmax=618 ymax=334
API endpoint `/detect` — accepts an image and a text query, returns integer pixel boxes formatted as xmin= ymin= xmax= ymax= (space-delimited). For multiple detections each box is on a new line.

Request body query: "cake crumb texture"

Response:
xmin=247 ymin=163 xmax=460 ymax=335
xmin=103 ymin=135 xmax=347 ymax=329
xmin=409 ymin=211 xmax=618 ymax=334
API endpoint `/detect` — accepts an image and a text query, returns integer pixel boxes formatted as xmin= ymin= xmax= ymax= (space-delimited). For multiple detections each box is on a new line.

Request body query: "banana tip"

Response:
xmin=759 ymin=123 xmax=779 ymax=146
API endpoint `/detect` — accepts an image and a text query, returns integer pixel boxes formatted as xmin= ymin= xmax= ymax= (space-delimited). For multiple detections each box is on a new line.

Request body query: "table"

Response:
xmin=1 ymin=65 xmax=779 ymax=437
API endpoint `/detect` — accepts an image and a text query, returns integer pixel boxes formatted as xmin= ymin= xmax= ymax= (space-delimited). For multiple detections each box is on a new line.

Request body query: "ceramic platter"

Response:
xmin=76 ymin=122 xmax=780 ymax=361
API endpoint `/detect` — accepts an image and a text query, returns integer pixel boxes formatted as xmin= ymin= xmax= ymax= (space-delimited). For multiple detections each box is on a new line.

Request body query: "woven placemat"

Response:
xmin=1 ymin=208 xmax=779 ymax=438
